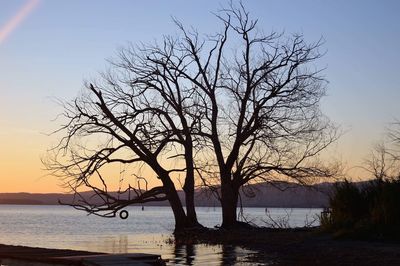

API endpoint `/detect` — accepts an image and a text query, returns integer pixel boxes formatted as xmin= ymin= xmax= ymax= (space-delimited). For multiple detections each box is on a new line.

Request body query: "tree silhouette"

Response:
xmin=45 ymin=2 xmax=337 ymax=230
xmin=365 ymin=121 xmax=400 ymax=180
xmin=45 ymin=45 xmax=204 ymax=231
xmin=181 ymin=3 xmax=338 ymax=227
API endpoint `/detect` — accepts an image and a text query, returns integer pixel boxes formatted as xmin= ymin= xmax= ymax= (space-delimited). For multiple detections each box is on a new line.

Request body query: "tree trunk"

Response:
xmin=184 ymin=188 xmax=198 ymax=226
xmin=220 ymin=180 xmax=239 ymax=228
xmin=162 ymin=178 xmax=188 ymax=232
xmin=183 ymin=160 xmax=199 ymax=227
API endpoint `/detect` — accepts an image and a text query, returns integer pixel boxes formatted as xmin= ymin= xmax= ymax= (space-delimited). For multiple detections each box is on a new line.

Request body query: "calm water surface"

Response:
xmin=0 ymin=205 xmax=322 ymax=265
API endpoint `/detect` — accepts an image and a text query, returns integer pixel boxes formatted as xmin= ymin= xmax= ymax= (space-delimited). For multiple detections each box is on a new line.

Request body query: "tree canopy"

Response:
xmin=45 ymin=2 xmax=338 ymax=230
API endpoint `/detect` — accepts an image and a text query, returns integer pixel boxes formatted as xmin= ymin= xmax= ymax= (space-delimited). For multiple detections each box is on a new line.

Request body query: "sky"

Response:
xmin=1 ymin=0 xmax=400 ymax=193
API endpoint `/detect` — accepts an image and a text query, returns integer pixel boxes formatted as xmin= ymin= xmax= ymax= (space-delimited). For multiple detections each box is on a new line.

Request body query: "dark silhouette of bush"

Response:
xmin=370 ymin=179 xmax=400 ymax=228
xmin=322 ymin=178 xmax=400 ymax=239
xmin=328 ymin=180 xmax=367 ymax=229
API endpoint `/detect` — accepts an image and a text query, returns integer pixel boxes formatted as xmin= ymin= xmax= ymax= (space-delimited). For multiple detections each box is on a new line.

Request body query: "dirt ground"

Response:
xmin=249 ymin=232 xmax=400 ymax=265
xmin=175 ymin=227 xmax=400 ymax=265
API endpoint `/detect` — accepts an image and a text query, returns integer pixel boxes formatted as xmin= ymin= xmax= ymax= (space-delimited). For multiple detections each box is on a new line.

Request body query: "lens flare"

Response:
xmin=0 ymin=0 xmax=40 ymax=45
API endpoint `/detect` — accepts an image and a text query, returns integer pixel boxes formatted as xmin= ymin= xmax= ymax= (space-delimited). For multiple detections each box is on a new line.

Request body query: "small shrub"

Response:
xmin=321 ymin=178 xmax=400 ymax=239
xmin=328 ymin=180 xmax=367 ymax=229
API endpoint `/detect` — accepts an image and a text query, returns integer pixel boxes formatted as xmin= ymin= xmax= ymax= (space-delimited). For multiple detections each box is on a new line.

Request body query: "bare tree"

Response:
xmin=45 ymin=2 xmax=338 ymax=230
xmin=45 ymin=38 xmax=205 ymax=231
xmin=175 ymin=3 xmax=338 ymax=228
xmin=365 ymin=121 xmax=400 ymax=180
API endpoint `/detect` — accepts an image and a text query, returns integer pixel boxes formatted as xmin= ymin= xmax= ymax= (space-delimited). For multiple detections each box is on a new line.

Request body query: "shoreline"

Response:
xmin=1 ymin=227 xmax=399 ymax=265
xmin=173 ymin=227 xmax=400 ymax=265
xmin=0 ymin=243 xmax=163 ymax=265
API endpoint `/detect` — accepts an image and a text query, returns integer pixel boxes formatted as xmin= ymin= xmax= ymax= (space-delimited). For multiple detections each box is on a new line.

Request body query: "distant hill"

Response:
xmin=193 ymin=182 xmax=332 ymax=208
xmin=0 ymin=198 xmax=43 ymax=205
xmin=0 ymin=182 xmax=333 ymax=208
xmin=0 ymin=192 xmax=72 ymax=205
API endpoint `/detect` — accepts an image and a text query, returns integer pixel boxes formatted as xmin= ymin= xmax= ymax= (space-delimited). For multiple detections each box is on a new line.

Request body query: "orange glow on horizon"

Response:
xmin=0 ymin=0 xmax=40 ymax=45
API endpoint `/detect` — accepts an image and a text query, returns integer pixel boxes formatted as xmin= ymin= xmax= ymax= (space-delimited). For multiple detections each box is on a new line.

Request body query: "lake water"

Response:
xmin=0 ymin=205 xmax=322 ymax=265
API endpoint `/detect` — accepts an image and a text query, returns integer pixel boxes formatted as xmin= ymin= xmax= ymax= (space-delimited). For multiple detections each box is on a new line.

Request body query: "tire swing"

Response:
xmin=119 ymin=210 xmax=129 ymax=220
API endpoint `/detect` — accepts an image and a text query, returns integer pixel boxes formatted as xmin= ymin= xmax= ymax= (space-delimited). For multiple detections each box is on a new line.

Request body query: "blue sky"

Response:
xmin=1 ymin=0 xmax=400 ymax=192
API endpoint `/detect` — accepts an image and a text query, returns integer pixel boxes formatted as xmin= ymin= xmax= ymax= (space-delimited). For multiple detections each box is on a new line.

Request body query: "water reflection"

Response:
xmin=69 ymin=234 xmax=254 ymax=265
xmin=78 ymin=235 xmax=129 ymax=254
xmin=221 ymin=245 xmax=238 ymax=265
xmin=103 ymin=235 xmax=129 ymax=254
xmin=173 ymin=244 xmax=196 ymax=265
xmin=169 ymin=243 xmax=253 ymax=265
